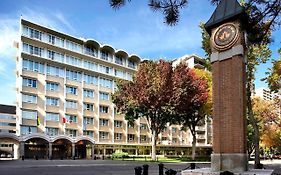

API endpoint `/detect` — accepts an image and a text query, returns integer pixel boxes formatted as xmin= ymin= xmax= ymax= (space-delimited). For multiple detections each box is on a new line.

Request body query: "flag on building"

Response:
xmin=28 ymin=126 xmax=32 ymax=133
xmin=37 ymin=116 xmax=41 ymax=126
xmin=62 ymin=117 xmax=67 ymax=123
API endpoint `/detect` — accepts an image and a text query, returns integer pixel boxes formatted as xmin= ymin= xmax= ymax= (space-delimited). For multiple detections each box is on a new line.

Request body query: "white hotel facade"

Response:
xmin=0 ymin=18 xmax=211 ymax=159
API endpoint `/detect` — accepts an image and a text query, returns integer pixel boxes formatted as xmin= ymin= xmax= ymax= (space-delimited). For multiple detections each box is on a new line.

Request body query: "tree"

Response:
xmin=252 ymin=97 xmax=281 ymax=156
xmin=109 ymin=0 xmax=281 ymax=38
xmin=171 ymin=64 xmax=209 ymax=160
xmin=265 ymin=49 xmax=281 ymax=93
xmin=112 ymin=60 xmax=174 ymax=161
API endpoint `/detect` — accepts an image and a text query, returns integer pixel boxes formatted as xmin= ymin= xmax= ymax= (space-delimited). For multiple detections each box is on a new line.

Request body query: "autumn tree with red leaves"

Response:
xmin=171 ymin=64 xmax=210 ymax=160
xmin=112 ymin=60 xmax=174 ymax=161
xmin=112 ymin=60 xmax=209 ymax=161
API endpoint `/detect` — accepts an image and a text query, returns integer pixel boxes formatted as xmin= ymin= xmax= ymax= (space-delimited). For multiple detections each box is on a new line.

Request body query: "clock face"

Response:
xmin=213 ymin=23 xmax=239 ymax=51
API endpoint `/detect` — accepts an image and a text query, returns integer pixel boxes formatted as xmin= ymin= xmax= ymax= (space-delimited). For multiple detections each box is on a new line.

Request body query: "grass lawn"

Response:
xmin=108 ymin=156 xmax=210 ymax=163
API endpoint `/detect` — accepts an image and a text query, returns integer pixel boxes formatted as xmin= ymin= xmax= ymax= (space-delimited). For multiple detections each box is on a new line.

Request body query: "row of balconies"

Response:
xmin=21 ymin=33 xmax=139 ymax=72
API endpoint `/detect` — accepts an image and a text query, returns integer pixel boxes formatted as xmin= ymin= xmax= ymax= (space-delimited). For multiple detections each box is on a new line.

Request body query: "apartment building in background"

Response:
xmin=255 ymin=88 xmax=280 ymax=101
xmin=0 ymin=18 xmax=211 ymax=159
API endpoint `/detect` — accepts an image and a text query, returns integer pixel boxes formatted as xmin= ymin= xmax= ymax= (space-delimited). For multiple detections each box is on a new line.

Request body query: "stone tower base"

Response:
xmin=211 ymin=153 xmax=248 ymax=172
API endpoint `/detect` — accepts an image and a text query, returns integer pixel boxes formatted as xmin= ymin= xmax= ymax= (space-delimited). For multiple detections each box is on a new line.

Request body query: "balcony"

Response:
xmin=115 ymin=59 xmax=123 ymax=66
xmin=84 ymin=50 xmax=96 ymax=57
xmin=128 ymin=64 xmax=136 ymax=69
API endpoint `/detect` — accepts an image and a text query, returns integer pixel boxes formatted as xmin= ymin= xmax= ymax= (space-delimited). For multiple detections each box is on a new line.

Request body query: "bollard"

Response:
xmin=220 ymin=171 xmax=234 ymax=175
xmin=134 ymin=166 xmax=142 ymax=175
xmin=165 ymin=169 xmax=177 ymax=175
xmin=158 ymin=163 xmax=164 ymax=175
xmin=255 ymin=163 xmax=264 ymax=169
xmin=21 ymin=155 xmax=24 ymax=161
xmin=190 ymin=163 xmax=196 ymax=170
xmin=143 ymin=164 xmax=149 ymax=175
xmin=35 ymin=155 xmax=38 ymax=160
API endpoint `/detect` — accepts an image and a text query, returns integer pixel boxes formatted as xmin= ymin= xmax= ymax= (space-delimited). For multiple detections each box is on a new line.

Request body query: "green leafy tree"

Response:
xmin=171 ymin=64 xmax=209 ymax=160
xmin=265 ymin=49 xmax=281 ymax=93
xmin=112 ymin=60 xmax=174 ymax=161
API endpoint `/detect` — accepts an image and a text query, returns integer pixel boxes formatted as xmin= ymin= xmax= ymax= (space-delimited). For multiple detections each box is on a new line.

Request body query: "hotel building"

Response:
xmin=0 ymin=18 xmax=211 ymax=159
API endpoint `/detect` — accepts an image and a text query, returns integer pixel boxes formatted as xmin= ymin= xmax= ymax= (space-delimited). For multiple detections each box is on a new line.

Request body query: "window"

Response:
xmin=46 ymin=97 xmax=59 ymax=106
xmin=22 ymin=110 xmax=37 ymax=120
xmin=65 ymin=129 xmax=77 ymax=137
xmin=99 ymin=119 xmax=109 ymax=126
xmin=46 ymin=113 xmax=59 ymax=121
xmin=46 ymin=127 xmax=58 ymax=136
xmin=84 ymin=74 xmax=98 ymax=85
xmin=83 ymin=117 xmax=94 ymax=125
xmin=0 ymin=114 xmax=15 ymax=120
xmin=46 ymin=82 xmax=59 ymax=91
xmin=114 ymin=120 xmax=122 ymax=128
xmin=66 ymin=55 xmax=82 ymax=67
xmin=141 ymin=135 xmax=147 ymax=142
xmin=30 ymin=28 xmax=42 ymax=40
xmin=47 ymin=50 xmax=64 ymax=62
xmin=114 ymin=133 xmax=122 ymax=140
xmin=99 ymin=77 xmax=112 ymax=88
xmin=22 ymin=26 xmax=42 ymax=40
xmin=99 ymin=131 xmax=109 ymax=139
xmin=83 ymin=130 xmax=94 ymax=137
xmin=48 ymin=34 xmax=55 ymax=44
xmin=140 ymin=123 xmax=148 ymax=130
xmin=84 ymin=60 xmax=98 ymax=71
xmin=114 ymin=69 xmax=125 ymax=78
xmin=46 ymin=65 xmax=64 ymax=77
xmin=22 ymin=93 xmax=37 ymax=104
xmin=65 ymin=100 xmax=77 ymax=109
xmin=172 ymin=127 xmax=177 ymax=133
xmin=101 ymin=51 xmax=109 ymax=61
xmin=127 ymin=73 xmax=133 ymax=81
xmin=22 ymin=78 xmax=37 ymax=88
xmin=99 ymin=106 xmax=109 ymax=113
xmin=65 ymin=114 xmax=77 ymax=123
xmin=128 ymin=134 xmax=135 ymax=141
xmin=22 ymin=43 xmax=44 ymax=57
xmin=172 ymin=138 xmax=177 ymax=144
xmin=128 ymin=122 xmax=135 ymax=128
xmin=22 ymin=59 xmax=44 ymax=73
xmin=162 ymin=137 xmax=168 ymax=141
xmin=99 ymin=65 xmax=112 ymax=74
xmin=99 ymin=92 xmax=109 ymax=100
xmin=21 ymin=125 xmax=37 ymax=135
xmin=66 ymin=86 xmax=78 ymax=95
xmin=48 ymin=34 xmax=64 ymax=47
xmin=84 ymin=103 xmax=94 ymax=111
xmin=128 ymin=60 xmax=136 ymax=69
xmin=65 ymin=40 xmax=82 ymax=53
xmin=84 ymin=47 xmax=97 ymax=57
xmin=83 ymin=89 xmax=94 ymax=98
xmin=115 ymin=56 xmax=123 ymax=65
xmin=66 ymin=70 xmax=82 ymax=81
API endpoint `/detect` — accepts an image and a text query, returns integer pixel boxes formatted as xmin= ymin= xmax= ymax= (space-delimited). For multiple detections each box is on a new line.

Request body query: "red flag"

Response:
xmin=62 ymin=117 xmax=66 ymax=123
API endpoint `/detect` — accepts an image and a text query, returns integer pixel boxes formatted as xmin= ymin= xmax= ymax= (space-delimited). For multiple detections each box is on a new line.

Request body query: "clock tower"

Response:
xmin=205 ymin=0 xmax=248 ymax=172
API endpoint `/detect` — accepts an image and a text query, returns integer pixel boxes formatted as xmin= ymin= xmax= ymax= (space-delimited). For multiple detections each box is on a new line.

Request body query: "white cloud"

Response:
xmin=0 ymin=8 xmax=74 ymax=105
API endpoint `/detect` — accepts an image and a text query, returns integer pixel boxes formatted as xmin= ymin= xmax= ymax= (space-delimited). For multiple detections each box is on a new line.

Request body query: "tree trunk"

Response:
xmin=247 ymin=75 xmax=261 ymax=167
xmin=151 ymin=130 xmax=156 ymax=161
xmin=191 ymin=133 xmax=197 ymax=160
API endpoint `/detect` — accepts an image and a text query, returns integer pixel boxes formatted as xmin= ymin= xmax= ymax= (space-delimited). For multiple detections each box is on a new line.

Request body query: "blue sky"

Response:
xmin=0 ymin=0 xmax=280 ymax=105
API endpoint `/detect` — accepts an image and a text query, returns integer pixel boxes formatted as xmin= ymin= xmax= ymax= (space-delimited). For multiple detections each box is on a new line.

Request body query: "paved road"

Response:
xmin=0 ymin=159 xmax=280 ymax=175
